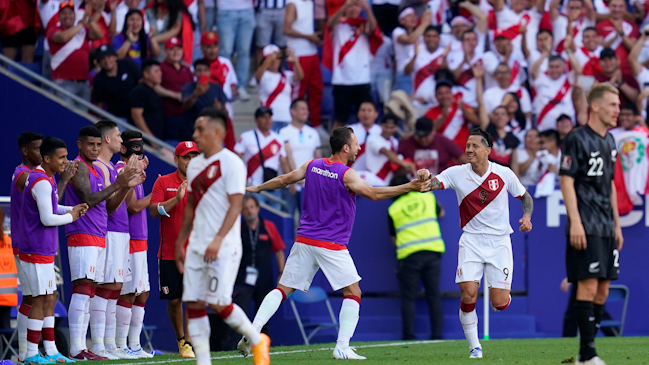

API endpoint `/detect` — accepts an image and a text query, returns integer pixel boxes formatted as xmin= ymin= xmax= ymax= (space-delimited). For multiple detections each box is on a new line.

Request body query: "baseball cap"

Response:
xmin=435 ymin=79 xmax=453 ymax=91
xmin=557 ymin=114 xmax=572 ymax=123
xmin=415 ymin=117 xmax=434 ymax=136
xmin=165 ymin=36 xmax=182 ymax=50
xmin=262 ymin=44 xmax=280 ymax=58
xmin=255 ymin=106 xmax=273 ymax=118
xmin=450 ymin=16 xmax=470 ymax=27
xmin=96 ymin=44 xmax=116 ymax=60
xmin=200 ymin=31 xmax=219 ymax=46
xmin=600 ymin=47 xmax=617 ymax=59
xmin=175 ymin=141 xmax=199 ymax=156
xmin=398 ymin=7 xmax=415 ymax=21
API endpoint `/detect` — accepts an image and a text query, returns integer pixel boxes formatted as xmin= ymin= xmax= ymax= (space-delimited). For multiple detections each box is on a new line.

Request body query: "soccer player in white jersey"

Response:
xmin=422 ymin=128 xmax=534 ymax=359
xmin=174 ymin=108 xmax=270 ymax=365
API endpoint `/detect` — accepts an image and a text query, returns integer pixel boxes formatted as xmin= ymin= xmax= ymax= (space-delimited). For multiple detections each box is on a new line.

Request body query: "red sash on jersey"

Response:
xmin=426 ymin=95 xmax=468 ymax=147
xmin=488 ymin=13 xmax=531 ymax=40
xmin=537 ymin=78 xmax=571 ymax=128
xmin=510 ymin=60 xmax=520 ymax=86
xmin=581 ymin=48 xmax=601 ymax=75
xmin=191 ymin=160 xmax=222 ymax=208
xmin=457 ymin=68 xmax=474 ymax=86
xmin=264 ymin=73 xmax=286 ymax=108
xmin=414 ymin=54 xmax=444 ymax=92
xmin=376 ymin=140 xmax=395 ymax=180
xmin=246 ymin=139 xmax=282 ymax=178
xmin=459 ymin=172 xmax=505 ymax=228
xmin=322 ymin=17 xmax=383 ymax=70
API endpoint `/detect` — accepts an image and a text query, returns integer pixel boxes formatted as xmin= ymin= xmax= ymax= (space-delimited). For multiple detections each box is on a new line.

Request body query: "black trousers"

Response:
xmin=396 ymin=251 xmax=443 ymax=340
xmin=562 ymin=282 xmax=618 ymax=337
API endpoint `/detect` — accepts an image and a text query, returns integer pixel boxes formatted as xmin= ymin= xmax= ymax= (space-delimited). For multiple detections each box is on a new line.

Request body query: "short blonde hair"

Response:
xmin=587 ymin=82 xmax=619 ymax=105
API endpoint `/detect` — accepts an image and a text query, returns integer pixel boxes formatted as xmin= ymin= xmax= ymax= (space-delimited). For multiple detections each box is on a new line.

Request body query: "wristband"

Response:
xmin=158 ymin=203 xmax=171 ymax=217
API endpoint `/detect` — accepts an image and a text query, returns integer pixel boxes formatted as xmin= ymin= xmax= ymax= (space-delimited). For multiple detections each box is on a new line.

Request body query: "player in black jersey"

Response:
xmin=559 ymin=83 xmax=624 ymax=365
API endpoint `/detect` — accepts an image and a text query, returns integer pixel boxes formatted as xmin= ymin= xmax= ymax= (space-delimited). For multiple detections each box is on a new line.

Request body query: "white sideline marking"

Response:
xmin=111 ymin=340 xmax=449 ymax=365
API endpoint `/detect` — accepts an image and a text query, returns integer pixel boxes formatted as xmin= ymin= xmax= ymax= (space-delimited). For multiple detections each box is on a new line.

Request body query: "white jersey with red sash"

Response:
xmin=482 ymin=49 xmax=527 ymax=90
xmin=413 ymin=44 xmax=446 ymax=103
xmin=435 ymin=162 xmax=526 ymax=235
xmin=234 ymin=128 xmax=287 ymax=186
xmin=349 ymin=122 xmax=381 ymax=171
xmin=532 ymin=73 xmax=574 ymax=131
xmin=331 ymin=21 xmax=372 ymax=85
xmin=575 ymin=46 xmax=603 ymax=76
xmin=365 ymin=134 xmax=399 ymax=185
xmin=446 ymin=51 xmax=484 ymax=108
xmin=488 ymin=7 xmax=532 ymax=55
xmin=483 ymin=84 xmax=532 ymax=115
xmin=427 ymin=0 xmax=448 ymax=26
xmin=553 ymin=15 xmax=595 ymax=53
xmin=593 ymin=0 xmax=611 ymax=15
xmin=259 ymin=70 xmax=294 ymax=122
xmin=424 ymin=93 xmax=469 ymax=148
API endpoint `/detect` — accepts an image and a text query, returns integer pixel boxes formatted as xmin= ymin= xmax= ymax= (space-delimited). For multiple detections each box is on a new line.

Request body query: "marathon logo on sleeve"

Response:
xmin=311 ymin=166 xmax=339 ymax=179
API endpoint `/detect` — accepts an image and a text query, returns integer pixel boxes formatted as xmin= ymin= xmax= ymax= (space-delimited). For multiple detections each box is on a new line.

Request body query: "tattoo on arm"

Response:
xmin=520 ymin=191 xmax=534 ymax=216
xmin=430 ymin=177 xmax=443 ymax=191
xmin=71 ymin=162 xmax=119 ymax=208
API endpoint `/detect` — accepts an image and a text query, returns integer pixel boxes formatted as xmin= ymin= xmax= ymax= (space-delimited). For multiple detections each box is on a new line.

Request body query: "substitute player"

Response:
xmin=19 ymin=137 xmax=88 ymax=364
xmin=11 ymin=131 xmax=42 ymax=363
xmin=115 ymin=130 xmax=153 ymax=358
xmin=240 ymin=127 xmax=431 ymax=360
xmin=423 ymin=128 xmax=534 ymax=359
xmin=65 ymin=126 xmax=140 ymax=360
xmin=149 ymin=141 xmax=198 ymax=358
xmin=559 ymin=83 xmax=623 ymax=365
xmin=173 ymin=108 xmax=271 ymax=365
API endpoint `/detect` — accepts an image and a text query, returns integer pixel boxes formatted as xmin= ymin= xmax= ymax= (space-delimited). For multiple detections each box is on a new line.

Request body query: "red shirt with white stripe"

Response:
xmin=258 ymin=70 xmax=295 ymax=122
xmin=365 ymin=134 xmax=399 ymax=185
xmin=596 ymin=19 xmax=638 ymax=74
xmin=46 ymin=24 xmax=90 ymax=81
xmin=412 ymin=44 xmax=446 ymax=104
xmin=332 ymin=22 xmax=371 ymax=85
xmin=435 ymin=162 xmax=526 ymax=235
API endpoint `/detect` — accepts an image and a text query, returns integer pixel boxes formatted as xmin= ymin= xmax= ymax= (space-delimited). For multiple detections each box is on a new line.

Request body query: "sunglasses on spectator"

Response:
xmin=59 ymin=1 xmax=74 ymax=9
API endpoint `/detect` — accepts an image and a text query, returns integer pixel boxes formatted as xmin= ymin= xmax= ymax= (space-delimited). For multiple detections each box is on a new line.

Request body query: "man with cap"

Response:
xmin=392 ymin=8 xmax=431 ymax=92
xmin=594 ymin=47 xmax=640 ymax=106
xmin=557 ymin=114 xmax=575 ymax=147
xmin=200 ymin=31 xmax=239 ymax=113
xmin=93 ymin=44 xmax=142 ymax=120
xmin=255 ymin=44 xmax=304 ymax=132
xmin=482 ymin=30 xmax=528 ymax=90
xmin=46 ymin=1 xmax=103 ymax=109
xmin=149 ymin=141 xmax=199 ymax=358
xmin=234 ymin=107 xmax=290 ymax=210
xmin=158 ymin=37 xmax=194 ymax=142
xmin=398 ymin=116 xmax=466 ymax=176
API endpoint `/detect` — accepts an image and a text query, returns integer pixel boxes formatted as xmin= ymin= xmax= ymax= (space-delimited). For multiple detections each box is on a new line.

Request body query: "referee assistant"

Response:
xmin=149 ymin=142 xmax=199 ymax=358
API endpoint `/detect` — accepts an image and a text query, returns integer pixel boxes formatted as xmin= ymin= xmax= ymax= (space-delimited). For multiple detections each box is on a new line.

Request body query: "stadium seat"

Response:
xmin=142 ymin=325 xmax=157 ymax=352
xmin=289 ymin=286 xmax=338 ymax=346
xmin=600 ymin=285 xmax=629 ymax=336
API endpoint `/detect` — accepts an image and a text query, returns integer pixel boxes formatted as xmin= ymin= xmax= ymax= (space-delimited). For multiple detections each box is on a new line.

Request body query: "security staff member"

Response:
xmin=388 ymin=174 xmax=445 ymax=340
xmin=0 ymin=209 xmax=18 ymax=332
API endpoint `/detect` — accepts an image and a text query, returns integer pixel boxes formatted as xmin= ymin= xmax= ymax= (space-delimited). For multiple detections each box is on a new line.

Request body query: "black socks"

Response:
xmin=575 ymin=301 xmax=597 ymax=361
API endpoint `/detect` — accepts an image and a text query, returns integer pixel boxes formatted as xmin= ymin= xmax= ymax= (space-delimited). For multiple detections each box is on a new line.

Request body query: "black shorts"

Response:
xmin=566 ymin=235 xmax=619 ymax=283
xmin=159 ymin=259 xmax=183 ymax=300
xmin=332 ymin=84 xmax=372 ymax=124
xmin=0 ymin=27 xmax=37 ymax=48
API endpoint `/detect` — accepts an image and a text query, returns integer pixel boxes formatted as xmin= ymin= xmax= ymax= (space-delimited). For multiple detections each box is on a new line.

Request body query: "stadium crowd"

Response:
xmin=2 ymin=0 xmax=649 ymax=207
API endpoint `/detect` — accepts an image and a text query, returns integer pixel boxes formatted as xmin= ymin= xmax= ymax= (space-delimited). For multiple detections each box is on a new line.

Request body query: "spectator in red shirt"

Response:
xmin=0 ymin=0 xmax=37 ymax=62
xmin=595 ymin=47 xmax=640 ymax=106
xmin=81 ymin=0 xmax=115 ymax=49
xmin=149 ymin=141 xmax=199 ymax=357
xmin=156 ymin=36 xmax=194 ymax=142
xmin=47 ymin=2 xmax=103 ymax=110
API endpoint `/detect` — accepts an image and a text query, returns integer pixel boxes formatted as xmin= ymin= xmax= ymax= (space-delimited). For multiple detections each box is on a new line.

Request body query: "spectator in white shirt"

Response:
xmin=537 ymin=129 xmax=562 ymax=177
xmin=279 ymin=99 xmax=322 ymax=215
xmin=502 ymin=91 xmax=531 ymax=143
xmin=405 ymin=26 xmax=449 ymax=109
xmin=364 ymin=114 xmax=417 ymax=186
xmin=256 ymin=44 xmax=304 ymax=132
xmin=349 ymin=101 xmax=381 ymax=171
xmin=483 ymin=31 xmax=528 ymax=89
xmin=511 ymin=128 xmax=543 ymax=186
xmin=254 ymin=0 xmax=288 ymax=77
xmin=483 ymin=62 xmax=533 ymax=118
xmin=234 ymin=106 xmax=290 ymax=210
xmin=392 ymin=7 xmax=432 ymax=93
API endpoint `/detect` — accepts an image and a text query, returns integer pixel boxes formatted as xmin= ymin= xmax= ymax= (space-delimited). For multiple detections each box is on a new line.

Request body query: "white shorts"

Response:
xmin=20 ymin=261 xmax=56 ymax=296
xmin=68 ymin=246 xmax=104 ymax=282
xmin=455 ymin=233 xmax=513 ymax=290
xmin=280 ymin=242 xmax=362 ymax=292
xmin=15 ymin=255 xmax=32 ymax=297
xmin=97 ymin=231 xmax=130 ymax=284
xmin=121 ymin=251 xmax=150 ymax=295
xmin=182 ymin=241 xmax=242 ymax=306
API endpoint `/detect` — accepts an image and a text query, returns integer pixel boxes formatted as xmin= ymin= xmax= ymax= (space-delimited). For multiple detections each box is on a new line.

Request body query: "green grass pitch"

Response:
xmin=105 ymin=337 xmax=648 ymax=364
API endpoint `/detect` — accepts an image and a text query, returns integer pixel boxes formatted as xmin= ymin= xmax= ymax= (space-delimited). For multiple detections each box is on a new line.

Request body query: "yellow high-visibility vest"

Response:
xmin=388 ymin=192 xmax=445 ymax=260
xmin=0 ymin=236 xmax=18 ymax=306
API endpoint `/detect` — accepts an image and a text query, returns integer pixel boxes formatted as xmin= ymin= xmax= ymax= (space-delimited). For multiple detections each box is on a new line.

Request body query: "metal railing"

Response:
xmin=0 ymin=54 xmax=175 ymax=162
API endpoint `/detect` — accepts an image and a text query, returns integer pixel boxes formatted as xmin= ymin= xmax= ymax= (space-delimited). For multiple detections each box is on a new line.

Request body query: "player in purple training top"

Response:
xmin=240 ymin=127 xmax=431 ymax=360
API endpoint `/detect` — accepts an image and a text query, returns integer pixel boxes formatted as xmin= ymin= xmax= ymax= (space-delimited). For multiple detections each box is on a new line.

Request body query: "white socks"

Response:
xmin=222 ymin=304 xmax=261 ymax=346
xmin=90 ymin=289 xmax=110 ymax=353
xmin=69 ymin=292 xmax=90 ymax=356
xmin=104 ymin=297 xmax=118 ymax=351
xmin=252 ymin=289 xmax=284 ymax=333
xmin=336 ymin=297 xmax=360 ymax=349
xmin=17 ymin=303 xmax=31 ymax=361
xmin=129 ymin=303 xmax=145 ymax=350
xmin=116 ymin=301 xmax=132 ymax=349
xmin=459 ymin=308 xmax=481 ymax=350
xmin=187 ymin=312 xmax=211 ymax=365
xmin=43 ymin=316 xmax=58 ymax=356
xmin=26 ymin=318 xmax=43 ymax=358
